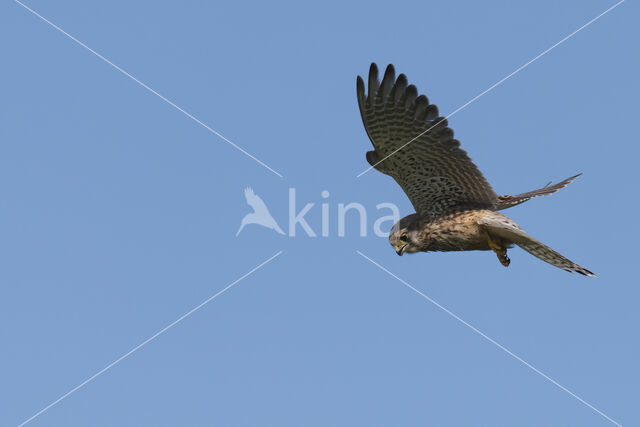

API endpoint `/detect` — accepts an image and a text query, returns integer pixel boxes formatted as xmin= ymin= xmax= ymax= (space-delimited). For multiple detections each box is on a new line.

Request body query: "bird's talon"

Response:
xmin=500 ymin=254 xmax=511 ymax=267
xmin=486 ymin=231 xmax=510 ymax=267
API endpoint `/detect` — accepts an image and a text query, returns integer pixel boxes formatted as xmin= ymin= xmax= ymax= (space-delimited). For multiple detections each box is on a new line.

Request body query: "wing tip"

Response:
xmin=576 ymin=267 xmax=597 ymax=277
xmin=383 ymin=63 xmax=395 ymax=79
xmin=365 ymin=63 xmax=397 ymax=97
xmin=369 ymin=62 xmax=379 ymax=77
xmin=367 ymin=62 xmax=382 ymax=102
xmin=356 ymin=75 xmax=365 ymax=101
xmin=563 ymin=264 xmax=596 ymax=277
xmin=562 ymin=173 xmax=583 ymax=184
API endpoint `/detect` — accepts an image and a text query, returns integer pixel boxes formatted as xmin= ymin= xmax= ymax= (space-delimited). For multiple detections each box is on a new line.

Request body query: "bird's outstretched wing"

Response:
xmin=496 ymin=174 xmax=581 ymax=211
xmin=357 ymin=63 xmax=498 ymax=219
xmin=478 ymin=214 xmax=595 ymax=276
xmin=244 ymin=187 xmax=269 ymax=213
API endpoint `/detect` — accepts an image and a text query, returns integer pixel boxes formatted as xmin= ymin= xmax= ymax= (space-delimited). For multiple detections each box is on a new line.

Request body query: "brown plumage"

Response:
xmin=359 ymin=63 xmax=594 ymax=276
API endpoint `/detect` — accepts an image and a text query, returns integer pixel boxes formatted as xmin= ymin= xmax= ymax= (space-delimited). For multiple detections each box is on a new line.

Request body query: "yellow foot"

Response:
xmin=486 ymin=231 xmax=510 ymax=267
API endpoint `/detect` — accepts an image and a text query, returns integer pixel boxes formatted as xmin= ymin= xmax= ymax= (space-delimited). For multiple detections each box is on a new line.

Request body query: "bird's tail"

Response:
xmin=495 ymin=174 xmax=581 ymax=210
xmin=515 ymin=238 xmax=595 ymax=277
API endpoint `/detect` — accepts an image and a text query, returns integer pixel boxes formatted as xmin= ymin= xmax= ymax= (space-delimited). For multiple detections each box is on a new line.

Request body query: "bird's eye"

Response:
xmin=400 ymin=233 xmax=408 ymax=242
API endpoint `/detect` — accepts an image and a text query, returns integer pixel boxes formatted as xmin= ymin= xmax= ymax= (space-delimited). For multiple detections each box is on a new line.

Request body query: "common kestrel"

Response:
xmin=357 ymin=63 xmax=594 ymax=276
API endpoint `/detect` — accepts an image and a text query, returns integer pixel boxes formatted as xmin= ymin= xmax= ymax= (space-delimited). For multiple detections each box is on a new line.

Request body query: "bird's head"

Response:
xmin=389 ymin=214 xmax=423 ymax=256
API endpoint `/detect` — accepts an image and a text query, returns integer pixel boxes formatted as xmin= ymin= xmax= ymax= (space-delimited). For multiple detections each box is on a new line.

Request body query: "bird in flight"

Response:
xmin=236 ymin=187 xmax=285 ymax=236
xmin=357 ymin=63 xmax=594 ymax=276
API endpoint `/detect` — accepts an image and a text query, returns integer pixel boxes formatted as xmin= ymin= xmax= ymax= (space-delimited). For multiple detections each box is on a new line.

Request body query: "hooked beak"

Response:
xmin=394 ymin=244 xmax=407 ymax=256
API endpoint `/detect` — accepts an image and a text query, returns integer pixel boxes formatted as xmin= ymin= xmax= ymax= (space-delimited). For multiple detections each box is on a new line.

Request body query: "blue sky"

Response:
xmin=1 ymin=0 xmax=638 ymax=425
